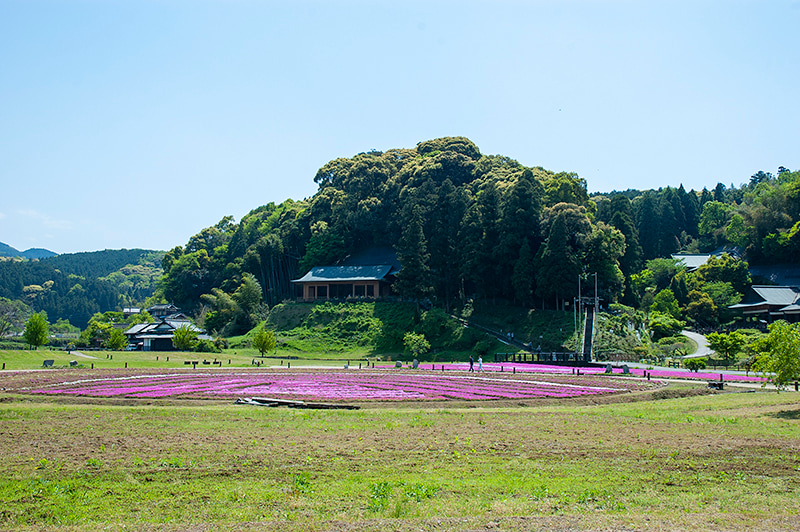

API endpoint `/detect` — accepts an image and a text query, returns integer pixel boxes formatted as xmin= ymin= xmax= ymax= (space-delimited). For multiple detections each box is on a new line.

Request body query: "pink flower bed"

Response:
xmin=26 ymin=370 xmax=652 ymax=402
xmin=397 ymin=362 xmax=767 ymax=383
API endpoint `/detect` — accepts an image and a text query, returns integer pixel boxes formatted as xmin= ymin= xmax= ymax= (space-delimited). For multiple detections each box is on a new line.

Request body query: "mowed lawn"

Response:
xmin=1 ymin=381 xmax=799 ymax=531
xmin=0 ymin=348 xmax=357 ymax=371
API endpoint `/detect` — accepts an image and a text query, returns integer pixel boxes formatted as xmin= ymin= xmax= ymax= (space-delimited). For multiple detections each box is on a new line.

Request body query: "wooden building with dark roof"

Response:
xmin=291 ymin=247 xmax=400 ymax=301
xmin=729 ymin=285 xmax=800 ymax=323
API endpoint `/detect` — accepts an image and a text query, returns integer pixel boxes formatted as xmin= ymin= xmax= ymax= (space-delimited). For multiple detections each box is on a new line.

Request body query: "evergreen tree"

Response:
xmin=496 ymin=170 xmax=544 ymax=299
xmin=657 ymin=190 xmax=681 ymax=256
xmin=428 ymin=180 xmax=468 ymax=306
xmin=511 ymin=238 xmax=536 ymax=305
xmin=394 ymin=206 xmax=433 ymax=303
xmin=457 ymin=203 xmax=484 ymax=298
xmin=700 ymin=187 xmax=713 ymax=205
xmin=635 ymin=192 xmax=661 ymax=260
xmin=713 ymin=183 xmax=726 ymax=202
xmin=679 ymin=185 xmax=701 ymax=238
xmin=476 ymin=181 xmax=503 ymax=299
xmin=609 ymin=206 xmax=643 ymax=278
xmin=535 ymin=212 xmax=580 ymax=309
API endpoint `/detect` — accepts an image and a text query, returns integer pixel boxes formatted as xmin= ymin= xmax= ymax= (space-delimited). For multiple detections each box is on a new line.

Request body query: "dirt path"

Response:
xmin=67 ymin=351 xmax=98 ymax=359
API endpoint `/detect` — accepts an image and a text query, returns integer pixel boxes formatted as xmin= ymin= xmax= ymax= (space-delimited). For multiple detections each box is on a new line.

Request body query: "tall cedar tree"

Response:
xmin=535 ymin=212 xmax=580 ymax=309
xmin=512 ymin=238 xmax=536 ymax=305
xmin=394 ymin=206 xmax=433 ymax=303
xmin=428 ymin=180 xmax=468 ymax=306
xmin=496 ymin=169 xmax=544 ymax=300
xmin=476 ymin=181 xmax=503 ymax=300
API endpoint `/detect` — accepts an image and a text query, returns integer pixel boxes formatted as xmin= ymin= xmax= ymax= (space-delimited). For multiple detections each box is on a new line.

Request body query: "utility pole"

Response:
xmin=592 ymin=272 xmax=598 ymax=362
xmin=575 ymin=274 xmax=581 ymax=352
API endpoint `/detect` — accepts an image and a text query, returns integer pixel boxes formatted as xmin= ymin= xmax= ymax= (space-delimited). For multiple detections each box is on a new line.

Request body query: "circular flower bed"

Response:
xmin=22 ymin=368 xmax=656 ymax=402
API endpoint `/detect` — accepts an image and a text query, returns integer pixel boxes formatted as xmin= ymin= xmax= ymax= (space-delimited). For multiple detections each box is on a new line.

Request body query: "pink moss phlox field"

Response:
xmin=26 ymin=369 xmax=656 ymax=402
xmin=390 ymin=362 xmax=767 ymax=383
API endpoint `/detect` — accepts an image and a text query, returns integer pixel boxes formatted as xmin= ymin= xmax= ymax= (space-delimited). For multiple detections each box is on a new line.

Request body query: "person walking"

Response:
xmin=478 ymin=356 xmax=483 ymax=371
xmin=469 ymin=355 xmax=474 ymax=372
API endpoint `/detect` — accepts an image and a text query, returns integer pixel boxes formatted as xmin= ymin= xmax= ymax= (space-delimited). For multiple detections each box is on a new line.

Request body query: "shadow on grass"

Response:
xmin=772 ymin=409 xmax=800 ymax=420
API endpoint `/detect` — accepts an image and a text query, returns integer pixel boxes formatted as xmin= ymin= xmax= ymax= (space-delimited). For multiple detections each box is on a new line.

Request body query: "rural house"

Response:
xmin=671 ymin=246 xmax=743 ymax=272
xmin=729 ymin=285 xmax=800 ymax=324
xmin=292 ymin=247 xmax=400 ymax=301
xmin=147 ymin=304 xmax=182 ymax=320
xmin=124 ymin=312 xmax=210 ymax=351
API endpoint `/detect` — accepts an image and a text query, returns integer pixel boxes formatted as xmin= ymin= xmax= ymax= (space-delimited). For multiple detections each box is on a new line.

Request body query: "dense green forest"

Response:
xmin=2 ymin=137 xmax=798 ymax=347
xmin=0 ymin=250 xmax=162 ymax=330
xmin=156 ymin=137 xmax=798 ymax=338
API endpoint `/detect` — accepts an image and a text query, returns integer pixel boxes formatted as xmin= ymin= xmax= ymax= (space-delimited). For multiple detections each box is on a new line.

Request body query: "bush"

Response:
xmin=474 ymin=340 xmax=492 ymax=357
xmin=214 ymin=336 xmax=229 ymax=350
xmin=684 ymin=358 xmax=707 ymax=372
xmin=194 ymin=339 xmax=220 ymax=353
xmin=648 ymin=312 xmax=685 ymax=341
xmin=403 ymin=332 xmax=430 ymax=358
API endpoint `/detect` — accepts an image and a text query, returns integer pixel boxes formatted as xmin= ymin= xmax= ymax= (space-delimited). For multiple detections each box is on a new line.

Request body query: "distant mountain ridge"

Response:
xmin=0 ymin=241 xmax=57 ymax=259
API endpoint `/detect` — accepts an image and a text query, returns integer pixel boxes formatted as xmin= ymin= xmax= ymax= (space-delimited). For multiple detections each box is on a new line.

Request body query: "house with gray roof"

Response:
xmin=729 ymin=285 xmax=800 ymax=323
xmin=672 ymin=246 xmax=743 ymax=272
xmin=291 ymin=247 xmax=400 ymax=301
xmin=124 ymin=316 xmax=210 ymax=351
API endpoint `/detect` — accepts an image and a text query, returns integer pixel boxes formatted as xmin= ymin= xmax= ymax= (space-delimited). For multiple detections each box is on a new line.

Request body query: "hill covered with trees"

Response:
xmin=4 ymin=137 xmax=798 ymax=349
xmin=160 ymin=137 xmax=603 ymax=329
xmin=0 ymin=249 xmax=163 ymax=329
xmin=158 ymin=136 xmax=799 ymax=340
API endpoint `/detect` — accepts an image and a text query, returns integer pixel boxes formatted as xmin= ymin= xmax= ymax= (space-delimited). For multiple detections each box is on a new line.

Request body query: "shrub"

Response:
xmin=214 ymin=336 xmax=229 ymax=350
xmin=194 ymin=339 xmax=220 ymax=353
xmin=403 ymin=332 xmax=430 ymax=358
xmin=684 ymin=358 xmax=707 ymax=372
xmin=474 ymin=340 xmax=492 ymax=357
xmin=648 ymin=312 xmax=685 ymax=341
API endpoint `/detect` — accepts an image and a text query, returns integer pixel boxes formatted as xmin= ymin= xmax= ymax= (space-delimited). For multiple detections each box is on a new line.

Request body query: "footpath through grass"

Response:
xmin=1 ymin=389 xmax=799 ymax=531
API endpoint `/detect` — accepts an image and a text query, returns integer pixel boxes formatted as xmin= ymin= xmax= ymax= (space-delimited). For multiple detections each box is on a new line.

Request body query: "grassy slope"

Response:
xmin=256 ymin=301 xmax=590 ymax=359
xmin=229 ymin=301 xmax=509 ymax=362
xmin=0 ymin=390 xmax=798 ymax=531
xmin=464 ymin=303 xmax=578 ymax=351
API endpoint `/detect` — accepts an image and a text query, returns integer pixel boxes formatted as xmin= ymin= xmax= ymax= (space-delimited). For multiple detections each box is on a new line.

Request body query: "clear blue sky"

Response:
xmin=2 ymin=0 xmax=798 ymax=254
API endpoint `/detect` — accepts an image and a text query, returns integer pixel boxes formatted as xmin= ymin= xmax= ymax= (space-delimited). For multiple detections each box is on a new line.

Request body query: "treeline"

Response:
xmin=0 ymin=249 xmax=163 ymax=329
xmin=595 ymin=166 xmax=800 ymax=265
xmin=154 ymin=137 xmax=799 ymax=336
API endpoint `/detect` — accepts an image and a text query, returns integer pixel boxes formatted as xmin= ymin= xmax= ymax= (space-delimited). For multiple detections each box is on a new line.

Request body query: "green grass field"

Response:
xmin=0 ymin=348 xmax=370 ymax=372
xmin=1 ymin=362 xmax=799 ymax=531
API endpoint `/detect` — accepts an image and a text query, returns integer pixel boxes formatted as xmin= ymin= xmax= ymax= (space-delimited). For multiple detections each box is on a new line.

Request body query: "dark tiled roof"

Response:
xmin=338 ymin=247 xmax=400 ymax=271
xmin=292 ymin=264 xmax=393 ymax=283
xmin=730 ymin=285 xmax=800 ymax=310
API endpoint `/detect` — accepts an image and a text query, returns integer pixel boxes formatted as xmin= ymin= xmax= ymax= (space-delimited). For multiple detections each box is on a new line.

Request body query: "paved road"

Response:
xmin=681 ymin=330 xmax=713 ymax=358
